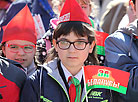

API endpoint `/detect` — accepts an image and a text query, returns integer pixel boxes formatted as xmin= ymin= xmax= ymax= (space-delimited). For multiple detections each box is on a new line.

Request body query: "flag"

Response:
xmin=95 ymin=31 xmax=109 ymax=56
xmin=83 ymin=65 xmax=130 ymax=94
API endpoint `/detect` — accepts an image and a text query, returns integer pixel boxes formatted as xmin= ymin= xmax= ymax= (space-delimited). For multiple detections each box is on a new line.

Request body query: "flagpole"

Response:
xmin=82 ymin=66 xmax=88 ymax=102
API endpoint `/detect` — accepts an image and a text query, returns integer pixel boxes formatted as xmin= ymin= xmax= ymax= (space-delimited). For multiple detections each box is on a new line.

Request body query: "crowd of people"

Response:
xmin=0 ymin=0 xmax=138 ymax=102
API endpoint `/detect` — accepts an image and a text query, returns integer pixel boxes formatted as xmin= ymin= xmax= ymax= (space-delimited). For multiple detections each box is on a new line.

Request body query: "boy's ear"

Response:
xmin=89 ymin=41 xmax=95 ymax=53
xmin=52 ymin=39 xmax=57 ymax=52
xmin=2 ymin=45 xmax=6 ymax=56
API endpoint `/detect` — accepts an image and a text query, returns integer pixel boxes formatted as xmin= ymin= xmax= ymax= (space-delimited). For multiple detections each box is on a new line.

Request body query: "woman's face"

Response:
xmin=53 ymin=31 xmax=95 ymax=74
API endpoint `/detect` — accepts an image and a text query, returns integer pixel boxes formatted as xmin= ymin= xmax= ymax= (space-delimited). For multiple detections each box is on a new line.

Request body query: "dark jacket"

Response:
xmin=0 ymin=56 xmax=27 ymax=102
xmin=105 ymin=19 xmax=138 ymax=102
xmin=21 ymin=58 xmax=113 ymax=102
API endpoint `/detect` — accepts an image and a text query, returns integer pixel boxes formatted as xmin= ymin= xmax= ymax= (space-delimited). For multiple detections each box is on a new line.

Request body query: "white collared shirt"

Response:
xmin=60 ymin=62 xmax=83 ymax=83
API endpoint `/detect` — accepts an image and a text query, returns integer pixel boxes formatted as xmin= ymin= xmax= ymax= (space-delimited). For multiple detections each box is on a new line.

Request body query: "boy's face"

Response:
xmin=53 ymin=32 xmax=95 ymax=75
xmin=80 ymin=3 xmax=91 ymax=16
xmin=2 ymin=40 xmax=36 ymax=68
xmin=77 ymin=0 xmax=92 ymax=16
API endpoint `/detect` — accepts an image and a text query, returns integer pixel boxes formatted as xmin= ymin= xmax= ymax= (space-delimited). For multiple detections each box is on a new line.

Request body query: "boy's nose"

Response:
xmin=68 ymin=44 xmax=76 ymax=51
xmin=17 ymin=48 xmax=25 ymax=54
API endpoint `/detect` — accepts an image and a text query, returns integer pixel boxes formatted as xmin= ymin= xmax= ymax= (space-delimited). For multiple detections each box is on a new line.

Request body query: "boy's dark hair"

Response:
xmin=45 ymin=21 xmax=99 ymax=65
xmin=0 ymin=42 xmax=6 ymax=57
xmin=132 ymin=0 xmax=135 ymax=4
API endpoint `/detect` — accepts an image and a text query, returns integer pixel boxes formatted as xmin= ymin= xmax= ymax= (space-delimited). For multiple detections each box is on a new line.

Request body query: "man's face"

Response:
xmin=2 ymin=40 xmax=36 ymax=68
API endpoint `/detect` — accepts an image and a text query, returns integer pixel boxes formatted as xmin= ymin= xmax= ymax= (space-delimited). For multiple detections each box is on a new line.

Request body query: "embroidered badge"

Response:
xmin=59 ymin=13 xmax=70 ymax=22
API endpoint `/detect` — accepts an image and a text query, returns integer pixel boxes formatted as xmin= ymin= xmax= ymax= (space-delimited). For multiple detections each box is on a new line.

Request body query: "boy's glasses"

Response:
xmin=6 ymin=44 xmax=36 ymax=53
xmin=56 ymin=40 xmax=90 ymax=50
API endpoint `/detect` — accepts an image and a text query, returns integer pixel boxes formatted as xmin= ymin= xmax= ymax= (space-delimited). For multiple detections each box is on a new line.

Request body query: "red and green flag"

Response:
xmin=95 ymin=31 xmax=109 ymax=56
xmin=83 ymin=65 xmax=130 ymax=94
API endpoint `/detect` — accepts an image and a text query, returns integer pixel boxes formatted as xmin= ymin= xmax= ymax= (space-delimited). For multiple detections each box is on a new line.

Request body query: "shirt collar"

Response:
xmin=60 ymin=62 xmax=83 ymax=82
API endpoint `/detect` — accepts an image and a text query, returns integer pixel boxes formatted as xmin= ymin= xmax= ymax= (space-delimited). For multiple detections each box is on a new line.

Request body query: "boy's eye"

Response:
xmin=24 ymin=46 xmax=33 ymax=49
xmin=81 ymin=5 xmax=87 ymax=9
xmin=82 ymin=6 xmax=86 ymax=9
xmin=76 ymin=41 xmax=85 ymax=45
xmin=10 ymin=45 xmax=18 ymax=49
xmin=60 ymin=41 xmax=68 ymax=44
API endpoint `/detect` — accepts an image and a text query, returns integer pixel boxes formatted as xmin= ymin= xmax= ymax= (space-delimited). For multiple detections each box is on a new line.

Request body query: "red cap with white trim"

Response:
xmin=59 ymin=0 xmax=92 ymax=26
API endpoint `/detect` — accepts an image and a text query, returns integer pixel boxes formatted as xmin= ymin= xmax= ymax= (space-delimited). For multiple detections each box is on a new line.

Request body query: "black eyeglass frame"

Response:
xmin=56 ymin=40 xmax=90 ymax=50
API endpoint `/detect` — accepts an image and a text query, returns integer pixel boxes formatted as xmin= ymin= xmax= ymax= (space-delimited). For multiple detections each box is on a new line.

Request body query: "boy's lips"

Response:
xmin=15 ymin=58 xmax=26 ymax=63
xmin=67 ymin=56 xmax=78 ymax=59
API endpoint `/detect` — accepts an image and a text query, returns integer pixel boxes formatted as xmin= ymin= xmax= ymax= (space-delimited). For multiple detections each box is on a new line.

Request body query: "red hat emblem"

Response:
xmin=59 ymin=0 xmax=92 ymax=26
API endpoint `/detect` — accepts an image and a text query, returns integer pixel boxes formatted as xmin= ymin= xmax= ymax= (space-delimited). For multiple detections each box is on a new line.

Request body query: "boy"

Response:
xmin=20 ymin=0 xmax=112 ymax=101
xmin=1 ymin=5 xmax=37 ymax=76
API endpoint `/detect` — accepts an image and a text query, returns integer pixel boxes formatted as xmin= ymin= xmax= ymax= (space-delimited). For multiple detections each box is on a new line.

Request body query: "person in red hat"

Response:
xmin=1 ymin=5 xmax=37 ymax=77
xmin=0 ymin=3 xmax=27 ymax=101
xmin=20 ymin=0 xmax=112 ymax=101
